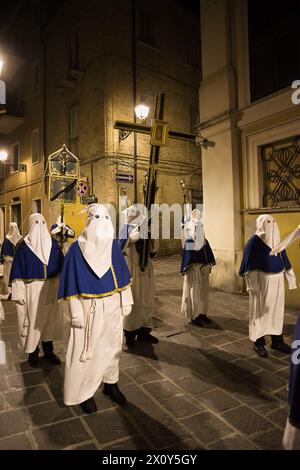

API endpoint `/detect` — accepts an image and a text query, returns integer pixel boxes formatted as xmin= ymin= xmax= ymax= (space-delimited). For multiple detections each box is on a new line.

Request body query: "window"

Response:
xmin=11 ymin=203 xmax=22 ymax=232
xmin=32 ymin=60 xmax=40 ymax=96
xmin=138 ymin=9 xmax=155 ymax=46
xmin=187 ymin=40 xmax=200 ymax=68
xmin=32 ymin=129 xmax=40 ymax=164
xmin=10 ymin=142 xmax=20 ymax=174
xmin=248 ymin=0 xmax=300 ymax=102
xmin=32 ymin=199 xmax=41 ymax=214
xmin=261 ymin=135 xmax=300 ymax=207
xmin=69 ymin=103 xmax=79 ymax=156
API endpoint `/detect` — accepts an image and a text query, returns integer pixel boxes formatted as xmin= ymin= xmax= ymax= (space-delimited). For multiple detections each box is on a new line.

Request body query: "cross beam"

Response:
xmin=113 ymin=120 xmax=197 ymax=143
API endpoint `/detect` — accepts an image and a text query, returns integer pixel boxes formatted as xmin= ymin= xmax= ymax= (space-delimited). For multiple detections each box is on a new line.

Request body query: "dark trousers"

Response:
xmin=29 ymin=341 xmax=54 ymax=357
xmin=124 ymin=327 xmax=152 ymax=339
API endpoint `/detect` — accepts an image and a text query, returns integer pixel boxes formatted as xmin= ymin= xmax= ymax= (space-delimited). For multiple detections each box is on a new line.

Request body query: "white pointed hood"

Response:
xmin=6 ymin=222 xmax=22 ymax=246
xmin=24 ymin=213 xmax=52 ymax=265
xmin=78 ymin=204 xmax=114 ymax=278
xmin=255 ymin=214 xmax=280 ymax=249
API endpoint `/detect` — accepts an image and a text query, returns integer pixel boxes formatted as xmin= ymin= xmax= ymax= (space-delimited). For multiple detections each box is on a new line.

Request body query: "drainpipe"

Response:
xmin=132 ymin=0 xmax=138 ymax=204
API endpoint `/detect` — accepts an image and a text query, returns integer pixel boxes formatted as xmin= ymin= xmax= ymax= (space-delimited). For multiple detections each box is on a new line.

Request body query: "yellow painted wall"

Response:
xmin=244 ymin=212 xmax=300 ymax=308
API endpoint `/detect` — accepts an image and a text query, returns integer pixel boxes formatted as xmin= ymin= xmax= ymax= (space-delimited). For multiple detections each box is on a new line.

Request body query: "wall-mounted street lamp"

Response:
xmin=0 ymin=58 xmax=4 ymax=77
xmin=119 ymin=103 xmax=150 ymax=141
xmin=0 ymin=149 xmax=27 ymax=172
xmin=135 ymin=103 xmax=150 ymax=121
xmin=0 ymin=150 xmax=8 ymax=162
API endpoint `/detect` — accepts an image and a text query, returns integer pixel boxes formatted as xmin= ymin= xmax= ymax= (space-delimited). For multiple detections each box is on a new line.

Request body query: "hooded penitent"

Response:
xmin=0 ymin=222 xmax=22 ymax=259
xmin=9 ymin=213 xmax=64 ymax=354
xmin=282 ymin=314 xmax=300 ymax=449
xmin=180 ymin=209 xmax=215 ymax=274
xmin=6 ymin=222 xmax=22 ymax=246
xmin=61 ymin=204 xmax=133 ymax=406
xmin=10 ymin=214 xmax=64 ymax=283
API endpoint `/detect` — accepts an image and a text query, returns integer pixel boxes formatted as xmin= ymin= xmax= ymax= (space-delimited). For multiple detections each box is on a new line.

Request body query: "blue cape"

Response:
xmin=0 ymin=237 xmax=16 ymax=259
xmin=9 ymin=239 xmax=64 ymax=283
xmin=180 ymin=239 xmax=215 ymax=274
xmin=58 ymin=239 xmax=132 ymax=300
xmin=239 ymin=235 xmax=291 ymax=276
xmin=288 ymin=314 xmax=300 ymax=425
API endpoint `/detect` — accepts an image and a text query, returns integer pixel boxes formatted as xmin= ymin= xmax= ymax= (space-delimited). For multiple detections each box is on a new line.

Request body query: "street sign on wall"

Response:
xmin=77 ymin=180 xmax=89 ymax=196
xmin=115 ymin=172 xmax=134 ymax=183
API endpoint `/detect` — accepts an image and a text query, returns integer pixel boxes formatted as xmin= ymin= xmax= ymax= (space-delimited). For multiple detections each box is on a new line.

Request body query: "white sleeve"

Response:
xmin=285 ymin=268 xmax=298 ymax=290
xmin=270 ymin=225 xmax=300 ymax=255
xmin=121 ymin=287 xmax=134 ymax=307
xmin=50 ymin=225 xmax=61 ymax=235
xmin=244 ymin=271 xmax=260 ymax=293
xmin=68 ymin=297 xmax=85 ymax=319
xmin=129 ymin=228 xmax=140 ymax=242
xmin=11 ymin=280 xmax=26 ymax=302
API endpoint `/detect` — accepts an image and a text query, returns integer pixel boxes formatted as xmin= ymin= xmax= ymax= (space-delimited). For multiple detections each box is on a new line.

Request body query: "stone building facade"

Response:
xmin=198 ymin=0 xmax=300 ymax=307
xmin=0 ymin=0 xmax=201 ymax=255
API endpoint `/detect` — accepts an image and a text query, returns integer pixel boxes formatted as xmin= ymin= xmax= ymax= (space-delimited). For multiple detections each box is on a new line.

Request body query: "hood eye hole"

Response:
xmin=95 ymin=214 xmax=100 ymax=219
xmin=35 ymin=221 xmax=39 ymax=224
xmin=105 ymin=215 xmax=109 ymax=219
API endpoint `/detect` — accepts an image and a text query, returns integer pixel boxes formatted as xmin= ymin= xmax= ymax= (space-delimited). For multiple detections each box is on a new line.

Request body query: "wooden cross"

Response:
xmin=114 ymin=92 xmax=198 ymax=271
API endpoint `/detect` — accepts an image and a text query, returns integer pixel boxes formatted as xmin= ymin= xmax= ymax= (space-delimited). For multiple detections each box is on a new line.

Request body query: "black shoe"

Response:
xmin=80 ymin=397 xmax=97 ymax=414
xmin=254 ymin=344 xmax=269 ymax=358
xmin=136 ymin=327 xmax=159 ymax=344
xmin=28 ymin=346 xmax=40 ymax=368
xmin=126 ymin=336 xmax=136 ymax=348
xmin=271 ymin=342 xmax=291 ymax=354
xmin=44 ymin=352 xmax=61 ymax=365
xmin=191 ymin=316 xmax=204 ymax=326
xmin=103 ymin=383 xmax=127 ymax=405
xmin=197 ymin=314 xmax=212 ymax=325
xmin=136 ymin=332 xmax=159 ymax=344
xmin=124 ymin=330 xmax=136 ymax=348
xmin=42 ymin=341 xmax=61 ymax=365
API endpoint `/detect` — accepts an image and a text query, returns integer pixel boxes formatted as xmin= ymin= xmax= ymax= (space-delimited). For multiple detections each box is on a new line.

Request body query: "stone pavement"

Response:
xmin=0 ymin=254 xmax=298 ymax=450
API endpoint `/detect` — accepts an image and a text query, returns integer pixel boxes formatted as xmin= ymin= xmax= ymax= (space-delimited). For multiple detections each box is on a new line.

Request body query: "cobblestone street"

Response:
xmin=0 ymin=255 xmax=297 ymax=450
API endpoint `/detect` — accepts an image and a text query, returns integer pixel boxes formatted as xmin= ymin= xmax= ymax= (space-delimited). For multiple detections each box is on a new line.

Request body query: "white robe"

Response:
xmin=181 ymin=263 xmax=210 ymax=321
xmin=283 ymin=418 xmax=300 ymax=450
xmin=64 ymin=287 xmax=133 ymax=405
xmin=2 ymin=256 xmax=13 ymax=295
xmin=245 ymin=269 xmax=296 ymax=341
xmin=123 ymin=239 xmax=155 ymax=332
xmin=12 ymin=277 xmax=63 ymax=353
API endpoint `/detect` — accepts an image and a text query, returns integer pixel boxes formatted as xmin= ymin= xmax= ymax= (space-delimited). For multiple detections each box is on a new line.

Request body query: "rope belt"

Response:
xmin=80 ymin=298 xmax=96 ymax=362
